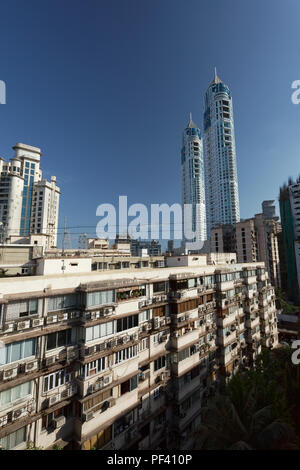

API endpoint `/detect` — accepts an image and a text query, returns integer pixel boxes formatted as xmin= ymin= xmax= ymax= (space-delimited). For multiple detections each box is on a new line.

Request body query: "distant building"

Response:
xmin=0 ymin=143 xmax=60 ymax=248
xmin=210 ymin=201 xmax=281 ymax=288
xmin=203 ymin=69 xmax=240 ymax=235
xmin=181 ymin=115 xmax=206 ymax=242
xmin=130 ymin=239 xmax=161 ymax=257
xmin=279 ymin=179 xmax=300 ymax=303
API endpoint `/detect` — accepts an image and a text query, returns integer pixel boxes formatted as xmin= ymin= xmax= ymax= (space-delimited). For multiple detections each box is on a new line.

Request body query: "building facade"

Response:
xmin=279 ymin=180 xmax=300 ymax=302
xmin=0 ymin=256 xmax=278 ymax=450
xmin=130 ymin=240 xmax=161 ymax=257
xmin=210 ymin=202 xmax=282 ymax=289
xmin=203 ymin=69 xmax=240 ymax=235
xmin=181 ymin=115 xmax=206 ymax=243
xmin=0 ymin=143 xmax=60 ymax=248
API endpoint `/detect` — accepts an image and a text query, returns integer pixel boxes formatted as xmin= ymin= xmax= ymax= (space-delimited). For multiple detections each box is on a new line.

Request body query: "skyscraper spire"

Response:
xmin=210 ymin=67 xmax=221 ymax=85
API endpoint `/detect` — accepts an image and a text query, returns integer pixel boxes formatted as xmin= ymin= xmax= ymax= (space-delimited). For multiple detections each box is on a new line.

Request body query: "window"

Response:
xmin=154 ymin=355 xmax=166 ymax=371
xmin=1 ymin=339 xmax=36 ymax=365
xmin=116 ymin=315 xmax=138 ymax=332
xmin=86 ymin=290 xmax=114 ymax=308
xmin=113 ymin=345 xmax=138 ymax=365
xmin=153 ymin=281 xmax=167 ymax=293
xmin=139 ymin=337 xmax=149 ymax=352
xmin=0 ymin=381 xmax=32 ymax=407
xmin=46 ymin=329 xmax=72 ymax=351
xmin=6 ymin=299 xmax=38 ymax=319
xmin=80 ymin=357 xmax=107 ymax=378
xmin=153 ymin=306 xmax=165 ymax=317
xmin=114 ymin=411 xmax=134 ymax=437
xmin=138 ymin=310 xmax=149 ymax=324
xmin=0 ymin=426 xmax=27 ymax=449
xmin=120 ymin=375 xmax=138 ymax=396
xmin=83 ymin=389 xmax=112 ymax=412
xmin=48 ymin=294 xmax=77 ymax=312
xmin=86 ymin=321 xmax=114 ymax=342
xmin=43 ymin=367 xmax=75 ymax=392
xmin=82 ymin=426 xmax=112 ymax=450
xmin=153 ymin=386 xmax=163 ymax=399
xmin=41 ymin=407 xmax=66 ymax=430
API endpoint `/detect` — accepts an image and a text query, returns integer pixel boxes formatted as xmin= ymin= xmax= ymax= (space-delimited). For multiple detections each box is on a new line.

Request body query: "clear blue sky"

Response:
xmin=0 ymin=0 xmax=299 ymax=247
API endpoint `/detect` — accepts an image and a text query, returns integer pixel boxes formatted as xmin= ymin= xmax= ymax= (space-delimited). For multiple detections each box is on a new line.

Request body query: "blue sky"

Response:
xmin=0 ymin=0 xmax=299 ymax=247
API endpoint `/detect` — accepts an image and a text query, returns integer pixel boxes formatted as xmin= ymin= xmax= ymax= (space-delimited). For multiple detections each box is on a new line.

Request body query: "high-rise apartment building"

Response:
xmin=203 ymin=69 xmax=240 ymax=235
xmin=279 ymin=179 xmax=300 ymax=302
xmin=0 ymin=143 xmax=60 ymax=248
xmin=0 ymin=255 xmax=278 ymax=450
xmin=211 ymin=201 xmax=281 ymax=288
xmin=181 ymin=115 xmax=206 ymax=243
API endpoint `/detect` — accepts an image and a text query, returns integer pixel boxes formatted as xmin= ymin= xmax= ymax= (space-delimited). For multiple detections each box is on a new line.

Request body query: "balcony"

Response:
xmin=41 ymin=383 xmax=78 ymax=410
xmin=0 ymin=398 xmax=35 ymax=429
xmin=218 ymin=330 xmax=237 ymax=347
xmin=245 ymin=316 xmax=260 ymax=329
xmin=170 ymin=328 xmax=199 ymax=349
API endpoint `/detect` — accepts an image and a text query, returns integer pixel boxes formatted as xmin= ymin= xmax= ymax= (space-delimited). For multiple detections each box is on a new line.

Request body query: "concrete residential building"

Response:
xmin=0 ymin=143 xmax=60 ymax=248
xmin=130 ymin=240 xmax=161 ymax=257
xmin=0 ymin=255 xmax=277 ymax=450
xmin=203 ymin=69 xmax=240 ymax=235
xmin=279 ymin=179 xmax=300 ymax=303
xmin=181 ymin=115 xmax=206 ymax=243
xmin=210 ymin=224 xmax=236 ymax=254
xmin=211 ymin=201 xmax=282 ymax=289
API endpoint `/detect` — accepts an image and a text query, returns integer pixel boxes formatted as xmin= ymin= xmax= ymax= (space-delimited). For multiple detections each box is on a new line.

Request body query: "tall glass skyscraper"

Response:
xmin=181 ymin=114 xmax=206 ymax=243
xmin=203 ymin=69 xmax=240 ymax=235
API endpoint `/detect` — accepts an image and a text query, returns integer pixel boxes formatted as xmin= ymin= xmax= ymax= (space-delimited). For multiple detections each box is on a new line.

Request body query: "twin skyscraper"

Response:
xmin=181 ymin=69 xmax=240 ymax=244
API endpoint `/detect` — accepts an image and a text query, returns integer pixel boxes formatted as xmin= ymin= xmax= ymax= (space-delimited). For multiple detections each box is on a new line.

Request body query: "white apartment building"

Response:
xmin=0 ymin=143 xmax=60 ymax=248
xmin=0 ymin=255 xmax=278 ymax=450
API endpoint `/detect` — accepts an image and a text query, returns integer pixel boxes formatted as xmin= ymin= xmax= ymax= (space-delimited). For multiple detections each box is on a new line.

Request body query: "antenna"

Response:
xmin=78 ymin=233 xmax=88 ymax=250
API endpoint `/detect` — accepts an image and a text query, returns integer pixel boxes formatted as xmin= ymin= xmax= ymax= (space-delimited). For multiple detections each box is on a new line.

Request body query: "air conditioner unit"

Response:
xmin=159 ymin=372 xmax=166 ymax=381
xmin=154 ymin=318 xmax=160 ymax=329
xmin=123 ymin=335 xmax=130 ymax=343
xmin=160 ymin=319 xmax=166 ymax=327
xmin=25 ymin=360 xmax=38 ymax=373
xmin=83 ymin=411 xmax=94 ymax=422
xmin=103 ymin=374 xmax=112 ymax=385
xmin=12 ymin=408 xmax=27 ymax=421
xmin=166 ymin=317 xmax=171 ymax=324
xmin=146 ymin=323 xmax=152 ymax=330
xmin=32 ymin=318 xmax=44 ymax=328
xmin=0 ymin=415 xmax=8 ymax=427
xmin=46 ymin=315 xmax=58 ymax=324
xmin=45 ymin=356 xmax=56 ymax=366
xmin=57 ymin=313 xmax=68 ymax=321
xmin=4 ymin=323 xmax=14 ymax=333
xmin=103 ymin=308 xmax=113 ymax=316
xmin=53 ymin=415 xmax=66 ymax=429
xmin=17 ymin=320 xmax=30 ymax=331
xmin=49 ymin=394 xmax=60 ymax=406
xmin=3 ymin=366 xmax=18 ymax=380
xmin=141 ymin=370 xmax=150 ymax=381
xmin=92 ymin=381 xmax=102 ymax=392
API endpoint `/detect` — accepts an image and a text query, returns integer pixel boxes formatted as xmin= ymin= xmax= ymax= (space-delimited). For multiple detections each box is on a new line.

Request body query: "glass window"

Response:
xmin=86 ymin=290 xmax=114 ymax=308
xmin=0 ymin=426 xmax=27 ymax=449
xmin=0 ymin=381 xmax=32 ymax=407
xmin=48 ymin=294 xmax=77 ymax=312
xmin=46 ymin=330 xmax=72 ymax=351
